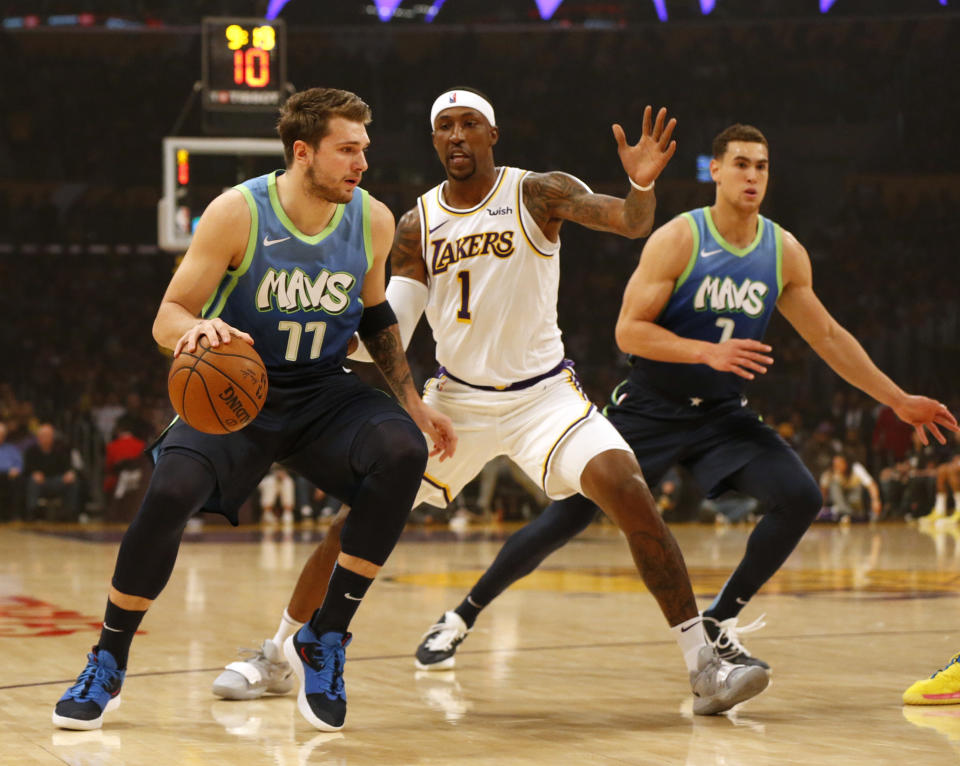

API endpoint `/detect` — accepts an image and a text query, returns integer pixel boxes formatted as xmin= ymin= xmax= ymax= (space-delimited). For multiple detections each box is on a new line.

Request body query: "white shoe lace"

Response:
xmin=420 ymin=616 xmax=469 ymax=652
xmin=226 ymin=641 xmax=286 ymax=681
xmin=712 ymin=614 xmax=766 ymax=658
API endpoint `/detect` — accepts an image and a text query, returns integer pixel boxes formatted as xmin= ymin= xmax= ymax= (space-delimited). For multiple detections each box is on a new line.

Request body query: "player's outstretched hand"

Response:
xmin=703 ymin=338 xmax=774 ymax=380
xmin=612 ymin=106 xmax=678 ymax=190
xmin=408 ymin=401 xmax=458 ymax=461
xmin=892 ymin=395 xmax=959 ymax=446
xmin=173 ymin=318 xmax=254 ymax=357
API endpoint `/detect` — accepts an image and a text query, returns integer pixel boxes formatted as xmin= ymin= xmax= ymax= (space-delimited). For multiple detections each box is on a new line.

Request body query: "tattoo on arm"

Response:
xmin=363 ymin=325 xmax=415 ymax=407
xmin=622 ymin=186 xmax=656 ymax=235
xmin=523 ymin=172 xmax=654 ymax=237
xmin=390 ymin=207 xmax=427 ymax=282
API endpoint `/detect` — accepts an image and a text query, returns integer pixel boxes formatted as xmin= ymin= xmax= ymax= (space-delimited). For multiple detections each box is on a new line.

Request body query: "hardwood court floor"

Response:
xmin=2 ymin=518 xmax=959 ymax=765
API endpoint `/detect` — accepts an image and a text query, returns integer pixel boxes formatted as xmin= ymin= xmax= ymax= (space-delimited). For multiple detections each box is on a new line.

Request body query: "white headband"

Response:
xmin=430 ymin=90 xmax=496 ymax=128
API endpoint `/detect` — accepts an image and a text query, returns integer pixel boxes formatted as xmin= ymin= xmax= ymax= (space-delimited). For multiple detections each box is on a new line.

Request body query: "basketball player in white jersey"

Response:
xmin=215 ymin=87 xmax=769 ymax=720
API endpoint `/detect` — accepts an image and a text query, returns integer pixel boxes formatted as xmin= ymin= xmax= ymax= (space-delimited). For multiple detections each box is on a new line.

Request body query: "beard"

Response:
xmin=303 ymin=164 xmax=354 ymax=204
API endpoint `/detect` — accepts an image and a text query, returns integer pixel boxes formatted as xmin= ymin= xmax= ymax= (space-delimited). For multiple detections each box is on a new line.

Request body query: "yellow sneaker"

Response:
xmin=922 ymin=507 xmax=948 ymax=527
xmin=904 ymin=653 xmax=960 ymax=705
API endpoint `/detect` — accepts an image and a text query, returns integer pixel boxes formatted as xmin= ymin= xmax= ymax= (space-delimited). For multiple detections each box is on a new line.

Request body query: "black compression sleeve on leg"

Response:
xmin=705 ymin=448 xmax=822 ymax=622
xmin=338 ymin=417 xmax=428 ymax=566
xmin=111 ymin=451 xmax=217 ymax=600
xmin=454 ymin=494 xmax=599 ymax=627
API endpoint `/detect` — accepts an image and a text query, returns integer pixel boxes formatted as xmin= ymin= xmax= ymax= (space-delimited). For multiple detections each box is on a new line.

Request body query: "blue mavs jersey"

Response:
xmin=629 ymin=206 xmax=782 ymax=402
xmin=203 ymin=171 xmax=373 ymax=371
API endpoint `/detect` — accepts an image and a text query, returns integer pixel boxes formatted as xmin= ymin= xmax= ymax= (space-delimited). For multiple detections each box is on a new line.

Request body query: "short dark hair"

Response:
xmin=276 ymin=87 xmax=372 ymax=166
xmin=712 ymin=124 xmax=768 ymax=159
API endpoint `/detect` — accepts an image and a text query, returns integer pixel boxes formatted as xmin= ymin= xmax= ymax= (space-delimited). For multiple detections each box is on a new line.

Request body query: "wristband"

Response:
xmin=358 ymin=300 xmax=398 ymax=339
xmin=629 ymin=177 xmax=655 ymax=192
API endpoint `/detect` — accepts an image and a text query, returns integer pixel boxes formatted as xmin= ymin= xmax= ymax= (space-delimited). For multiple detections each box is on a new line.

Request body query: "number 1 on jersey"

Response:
xmin=456 ymin=270 xmax=472 ymax=323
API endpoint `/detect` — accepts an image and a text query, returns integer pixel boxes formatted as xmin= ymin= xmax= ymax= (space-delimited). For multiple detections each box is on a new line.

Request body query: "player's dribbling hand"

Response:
xmin=892 ymin=395 xmax=959 ymax=446
xmin=408 ymin=401 xmax=458 ymax=461
xmin=703 ymin=338 xmax=774 ymax=380
xmin=612 ymin=105 xmax=678 ymax=189
xmin=174 ymin=318 xmax=254 ymax=357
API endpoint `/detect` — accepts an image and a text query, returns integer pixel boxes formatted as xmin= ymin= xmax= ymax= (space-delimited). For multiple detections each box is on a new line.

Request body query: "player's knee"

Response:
xmin=580 ymin=449 xmax=647 ymax=505
xmin=372 ymin=419 xmax=428 ymax=478
xmin=136 ymin=456 xmax=213 ymax=528
xmin=786 ymin=472 xmax=823 ymax=524
xmin=137 ymin=482 xmax=195 ymax=527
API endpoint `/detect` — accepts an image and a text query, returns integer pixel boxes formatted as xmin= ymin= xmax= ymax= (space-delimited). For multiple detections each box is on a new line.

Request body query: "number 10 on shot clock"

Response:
xmin=201 ymin=17 xmax=287 ymax=112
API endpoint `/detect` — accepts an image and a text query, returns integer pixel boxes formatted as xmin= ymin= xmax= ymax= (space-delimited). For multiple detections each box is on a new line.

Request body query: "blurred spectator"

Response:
xmin=92 ymin=392 xmax=126 ymax=444
xmin=928 ymin=433 xmax=960 ymax=521
xmin=23 ymin=423 xmax=79 ymax=521
xmin=6 ymin=400 xmax=38 ymax=446
xmin=879 ymin=431 xmax=939 ymax=520
xmin=700 ymin=491 xmax=760 ymax=525
xmin=0 ymin=422 xmax=24 ymax=520
xmin=103 ymin=426 xmax=147 ymax=501
xmin=117 ymin=392 xmax=156 ymax=442
xmin=841 ymin=427 xmax=869 ymax=470
xmin=294 ymin=475 xmax=341 ymax=523
xmin=476 ymin=456 xmax=549 ymax=520
xmin=654 ymin=466 xmax=704 ymax=522
xmin=258 ymin=464 xmax=294 ymax=526
xmin=872 ymin=404 xmax=915 ymax=467
xmin=820 ymin=453 xmax=881 ymax=522
xmin=800 ymin=421 xmax=842 ymax=480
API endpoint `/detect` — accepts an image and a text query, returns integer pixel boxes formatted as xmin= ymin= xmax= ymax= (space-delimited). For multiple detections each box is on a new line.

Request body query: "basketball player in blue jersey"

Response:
xmin=406 ymin=123 xmax=957 ymax=674
xmin=52 ymin=87 xmax=456 ymax=733
xmin=216 ymin=88 xmax=772 ymax=718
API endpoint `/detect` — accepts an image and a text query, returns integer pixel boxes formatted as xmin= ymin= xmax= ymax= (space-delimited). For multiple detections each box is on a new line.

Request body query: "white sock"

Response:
xmin=935 ymin=493 xmax=947 ymax=513
xmin=272 ymin=608 xmax=302 ymax=646
xmin=671 ymin=616 xmax=708 ymax=672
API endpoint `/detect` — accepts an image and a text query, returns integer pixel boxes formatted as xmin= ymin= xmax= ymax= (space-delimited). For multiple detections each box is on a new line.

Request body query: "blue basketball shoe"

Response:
xmin=284 ymin=624 xmax=351 ymax=731
xmin=52 ymin=647 xmax=125 ymax=730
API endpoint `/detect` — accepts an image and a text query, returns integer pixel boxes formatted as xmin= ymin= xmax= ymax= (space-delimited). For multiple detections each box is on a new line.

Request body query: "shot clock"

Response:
xmin=201 ymin=17 xmax=287 ymax=112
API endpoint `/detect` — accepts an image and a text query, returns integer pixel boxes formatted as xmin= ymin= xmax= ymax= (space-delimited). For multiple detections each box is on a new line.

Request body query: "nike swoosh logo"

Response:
xmin=263 ymin=235 xmax=292 ymax=247
xmin=680 ymin=619 xmax=702 ymax=632
xmin=735 ymin=597 xmax=749 ymax=605
xmin=344 ymin=593 xmax=363 ymax=601
xmin=428 ymin=220 xmax=448 ymax=234
xmin=700 ymin=248 xmax=723 ymax=257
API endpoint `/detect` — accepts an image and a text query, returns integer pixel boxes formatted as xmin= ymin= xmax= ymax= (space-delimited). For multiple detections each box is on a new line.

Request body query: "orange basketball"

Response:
xmin=167 ymin=337 xmax=268 ymax=434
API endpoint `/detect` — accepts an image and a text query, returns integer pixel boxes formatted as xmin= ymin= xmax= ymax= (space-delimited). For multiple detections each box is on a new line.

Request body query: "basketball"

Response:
xmin=167 ymin=336 xmax=268 ymax=434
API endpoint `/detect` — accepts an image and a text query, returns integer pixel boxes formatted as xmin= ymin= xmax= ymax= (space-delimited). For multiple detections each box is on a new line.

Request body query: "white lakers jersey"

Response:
xmin=417 ymin=166 xmax=565 ymax=387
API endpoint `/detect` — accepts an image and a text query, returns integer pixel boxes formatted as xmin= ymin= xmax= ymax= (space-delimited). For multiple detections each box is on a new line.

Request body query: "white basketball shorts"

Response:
xmin=414 ymin=366 xmax=632 ymax=508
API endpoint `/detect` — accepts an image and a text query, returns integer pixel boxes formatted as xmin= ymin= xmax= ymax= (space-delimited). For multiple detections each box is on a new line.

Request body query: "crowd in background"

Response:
xmin=0 ymin=10 xmax=957 ymax=524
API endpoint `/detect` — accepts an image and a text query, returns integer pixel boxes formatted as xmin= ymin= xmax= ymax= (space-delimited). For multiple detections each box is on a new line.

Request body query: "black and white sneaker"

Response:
xmin=414 ymin=611 xmax=470 ymax=671
xmin=703 ymin=614 xmax=771 ymax=670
